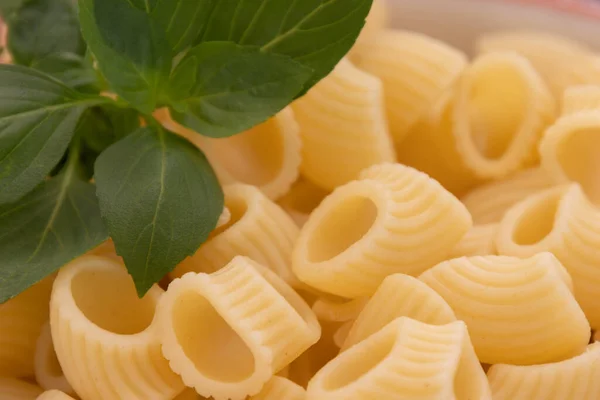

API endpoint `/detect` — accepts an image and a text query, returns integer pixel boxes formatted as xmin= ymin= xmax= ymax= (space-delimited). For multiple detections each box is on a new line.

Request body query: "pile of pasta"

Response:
xmin=5 ymin=1 xmax=600 ymax=399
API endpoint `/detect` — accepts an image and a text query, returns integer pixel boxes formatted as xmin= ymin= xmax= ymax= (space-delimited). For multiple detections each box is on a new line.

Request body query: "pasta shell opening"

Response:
xmin=34 ymin=323 xmax=73 ymax=394
xmin=210 ymin=196 xmax=247 ymax=237
xmin=511 ymin=189 xmax=562 ymax=246
xmin=307 ymin=196 xmax=378 ymax=263
xmin=172 ymin=291 xmax=256 ymax=382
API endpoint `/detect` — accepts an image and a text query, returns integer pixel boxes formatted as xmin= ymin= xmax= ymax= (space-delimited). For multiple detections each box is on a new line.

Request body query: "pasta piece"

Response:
xmin=396 ymin=91 xmax=482 ymax=196
xmin=461 ymin=167 xmax=555 ymax=224
xmin=166 ymin=107 xmax=301 ymax=200
xmin=452 ymin=51 xmax=555 ymax=178
xmin=172 ymin=388 xmax=209 ymax=400
xmin=311 ymin=296 xmax=368 ymax=323
xmin=250 ymin=376 xmax=305 ymax=400
xmin=359 ymin=30 xmax=467 ymax=143
xmin=277 ymin=178 xmax=329 ymax=227
xmin=496 ymin=184 xmax=600 ymax=328
xmin=419 ymin=253 xmax=590 ymax=365
xmin=539 ymin=110 xmax=600 ymax=204
xmin=36 ymin=390 xmax=76 ymax=400
xmin=306 ymin=317 xmax=491 ymax=399
xmin=347 ymin=0 xmax=389 ymax=63
xmin=562 ymin=85 xmax=600 ymax=116
xmin=50 ymin=256 xmax=183 ymax=400
xmin=0 ymin=275 xmax=53 ymax=377
xmin=292 ymin=163 xmax=472 ymax=298
xmin=0 ymin=378 xmax=43 ymax=400
xmin=157 ymin=257 xmax=320 ymax=400
xmin=292 ymin=57 xmax=395 ymax=190
xmin=171 ymin=184 xmax=300 ymax=287
xmin=34 ymin=323 xmax=73 ymax=394
xmin=476 ymin=31 xmax=600 ymax=99
xmin=333 ymin=321 xmax=353 ymax=349
xmin=341 ymin=274 xmax=456 ymax=351
xmin=450 ymin=224 xmax=499 ymax=257
xmin=487 ymin=342 xmax=600 ymax=400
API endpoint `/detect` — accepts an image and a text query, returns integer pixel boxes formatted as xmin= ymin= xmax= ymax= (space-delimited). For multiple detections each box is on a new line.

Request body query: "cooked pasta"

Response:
xmin=487 ymin=342 xmax=600 ymax=400
xmin=306 ymin=317 xmax=491 ymax=399
xmin=293 ymin=163 xmax=472 ymax=298
xmin=34 ymin=323 xmax=73 ymax=394
xmin=340 ymin=274 xmax=456 ymax=351
xmin=496 ymin=184 xmax=600 ymax=328
xmin=419 ymin=253 xmax=590 ymax=365
xmin=475 ymin=31 xmax=600 ymax=99
xmin=50 ymin=256 xmax=183 ymax=400
xmin=561 ymin=85 xmax=600 ymax=116
xmin=461 ymin=167 xmax=555 ymax=224
xmin=156 ymin=256 xmax=320 ymax=400
xmin=452 ymin=51 xmax=555 ymax=178
xmin=347 ymin=0 xmax=389 ymax=63
xmin=451 ymin=224 xmax=499 ymax=257
xmin=358 ymin=30 xmax=467 ymax=143
xmin=250 ymin=376 xmax=306 ymax=400
xmin=277 ymin=178 xmax=329 ymax=227
xmin=36 ymin=390 xmax=76 ymax=400
xmin=539 ymin=110 xmax=600 ymax=204
xmin=332 ymin=321 xmax=353 ymax=349
xmin=292 ymin=57 xmax=395 ymax=191
xmin=0 ymin=378 xmax=43 ymax=400
xmin=0 ymin=275 xmax=53 ymax=377
xmin=171 ymin=184 xmax=300 ymax=287
xmin=311 ymin=296 xmax=368 ymax=323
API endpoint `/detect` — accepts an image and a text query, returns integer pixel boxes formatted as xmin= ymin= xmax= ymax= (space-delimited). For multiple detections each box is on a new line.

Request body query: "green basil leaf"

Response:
xmin=31 ymin=52 xmax=100 ymax=93
xmin=167 ymin=41 xmax=312 ymax=138
xmin=94 ymin=126 xmax=224 ymax=295
xmin=200 ymin=0 xmax=372 ymax=90
xmin=151 ymin=0 xmax=215 ymax=54
xmin=0 ymin=161 xmax=108 ymax=303
xmin=0 ymin=0 xmax=25 ymax=18
xmin=79 ymin=0 xmax=172 ymax=113
xmin=80 ymin=105 xmax=141 ymax=155
xmin=0 ymin=64 xmax=106 ymax=204
xmin=6 ymin=0 xmax=85 ymax=66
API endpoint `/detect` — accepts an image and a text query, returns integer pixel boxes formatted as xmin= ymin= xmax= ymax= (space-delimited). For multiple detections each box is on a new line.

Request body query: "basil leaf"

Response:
xmin=0 ymin=161 xmax=108 ymax=303
xmin=151 ymin=0 xmax=215 ymax=54
xmin=0 ymin=0 xmax=24 ymax=18
xmin=79 ymin=0 xmax=172 ymax=113
xmin=167 ymin=41 xmax=312 ymax=138
xmin=200 ymin=0 xmax=373 ymax=90
xmin=0 ymin=65 xmax=106 ymax=204
xmin=6 ymin=0 xmax=85 ymax=66
xmin=31 ymin=52 xmax=100 ymax=93
xmin=94 ymin=126 xmax=224 ymax=295
xmin=81 ymin=105 xmax=140 ymax=155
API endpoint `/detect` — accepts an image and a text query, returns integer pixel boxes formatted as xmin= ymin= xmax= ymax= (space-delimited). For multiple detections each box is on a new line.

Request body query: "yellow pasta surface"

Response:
xmin=419 ymin=253 xmax=590 ymax=365
xmin=250 ymin=376 xmax=306 ymax=400
xmin=277 ymin=178 xmax=329 ymax=227
xmin=487 ymin=342 xmax=600 ymax=400
xmin=36 ymin=390 xmax=76 ymax=400
xmin=293 ymin=163 xmax=471 ymax=298
xmin=347 ymin=0 xmax=389 ymax=63
xmin=561 ymin=85 xmax=600 ymax=116
xmin=307 ymin=317 xmax=491 ymax=399
xmin=292 ymin=58 xmax=395 ymax=191
xmin=451 ymin=224 xmax=499 ymax=257
xmin=0 ymin=378 xmax=43 ymax=400
xmin=311 ymin=296 xmax=368 ymax=323
xmin=34 ymin=323 xmax=73 ymax=394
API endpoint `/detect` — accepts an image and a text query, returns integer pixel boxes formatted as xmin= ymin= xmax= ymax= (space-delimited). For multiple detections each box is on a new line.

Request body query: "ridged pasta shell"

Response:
xmin=341 ymin=274 xmax=456 ymax=351
xmin=293 ymin=163 xmax=472 ymax=298
xmin=292 ymin=57 xmax=395 ymax=191
xmin=497 ymin=184 xmax=600 ymax=328
xmin=36 ymin=390 xmax=75 ymax=400
xmin=171 ymin=184 xmax=300 ymax=287
xmin=358 ymin=30 xmax=467 ymax=143
xmin=0 ymin=378 xmax=43 ymax=400
xmin=419 ymin=253 xmax=590 ymax=365
xmin=157 ymin=256 xmax=320 ymax=400
xmin=451 ymin=224 xmax=499 ymax=257
xmin=250 ymin=376 xmax=305 ymax=400
xmin=487 ymin=342 xmax=600 ymax=400
xmin=50 ymin=256 xmax=183 ymax=400
xmin=453 ymin=51 xmax=556 ymax=178
xmin=311 ymin=296 xmax=368 ymax=323
xmin=461 ymin=167 xmax=555 ymax=224
xmin=34 ymin=323 xmax=73 ymax=394
xmin=277 ymin=178 xmax=329 ymax=227
xmin=562 ymin=85 xmax=600 ymax=116
xmin=0 ymin=276 xmax=53 ymax=377
xmin=307 ymin=317 xmax=491 ymax=400
xmin=347 ymin=0 xmax=389 ymax=63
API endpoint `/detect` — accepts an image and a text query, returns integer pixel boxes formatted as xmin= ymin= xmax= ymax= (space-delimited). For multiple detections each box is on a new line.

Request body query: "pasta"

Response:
xmin=347 ymin=0 xmax=389 ymax=63
xmin=452 ymin=51 xmax=556 ymax=178
xmin=36 ymin=390 xmax=75 ymax=400
xmin=461 ymin=167 xmax=555 ymax=224
xmin=539 ymin=110 xmax=600 ymax=204
xmin=0 ymin=275 xmax=53 ymax=377
xmin=419 ymin=253 xmax=590 ymax=365
xmin=311 ymin=296 xmax=368 ymax=323
xmin=291 ymin=57 xmax=396 ymax=191
xmin=156 ymin=256 xmax=320 ymax=400
xmin=561 ymin=85 xmax=600 ymax=116
xmin=50 ymin=256 xmax=183 ymax=400
xmin=358 ymin=30 xmax=467 ymax=143
xmin=171 ymin=184 xmax=300 ymax=287
xmin=496 ymin=184 xmax=600 ymax=328
xmin=34 ymin=323 xmax=73 ymax=394
xmin=487 ymin=342 xmax=600 ymax=400
xmin=340 ymin=274 xmax=456 ymax=351
xmin=277 ymin=178 xmax=329 ymax=227
xmin=475 ymin=31 xmax=600 ymax=99
xmin=250 ymin=376 xmax=306 ymax=400
xmin=450 ymin=224 xmax=499 ymax=257
xmin=332 ymin=321 xmax=353 ymax=349
xmin=306 ymin=317 xmax=491 ymax=399
xmin=292 ymin=163 xmax=472 ymax=298
xmin=0 ymin=378 xmax=43 ymax=400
